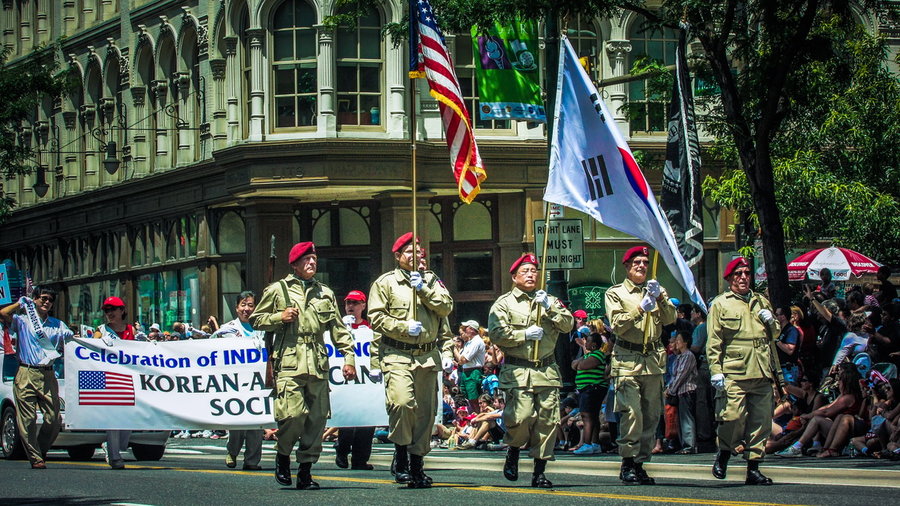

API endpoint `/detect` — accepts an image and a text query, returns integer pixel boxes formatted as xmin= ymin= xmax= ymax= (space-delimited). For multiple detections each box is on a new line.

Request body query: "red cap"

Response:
xmin=622 ymin=246 xmax=650 ymax=264
xmin=723 ymin=257 xmax=750 ymax=279
xmin=391 ymin=232 xmax=419 ymax=253
xmin=344 ymin=290 xmax=367 ymax=302
xmin=288 ymin=242 xmax=316 ymax=264
xmin=509 ymin=253 xmax=539 ymax=274
xmin=102 ymin=296 xmax=125 ymax=308
xmin=573 ymin=309 xmax=588 ymax=319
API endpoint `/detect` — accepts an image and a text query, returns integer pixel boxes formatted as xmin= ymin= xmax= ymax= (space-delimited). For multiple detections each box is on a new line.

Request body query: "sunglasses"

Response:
xmin=103 ymin=307 xmax=123 ymax=313
xmin=732 ymin=270 xmax=752 ymax=277
xmin=37 ymin=295 xmax=55 ymax=303
xmin=631 ymin=259 xmax=650 ymax=265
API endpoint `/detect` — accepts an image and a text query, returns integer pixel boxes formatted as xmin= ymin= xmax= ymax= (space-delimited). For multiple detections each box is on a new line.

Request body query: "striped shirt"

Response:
xmin=669 ymin=350 xmax=698 ymax=396
xmin=575 ymin=350 xmax=609 ymax=390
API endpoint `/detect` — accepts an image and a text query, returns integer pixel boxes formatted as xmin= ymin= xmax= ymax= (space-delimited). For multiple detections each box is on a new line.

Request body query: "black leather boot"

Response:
xmin=274 ymin=452 xmax=292 ymax=486
xmin=620 ymin=458 xmax=640 ymax=485
xmin=531 ymin=459 xmax=553 ymax=488
xmin=392 ymin=444 xmax=412 ymax=484
xmin=407 ymin=454 xmax=432 ymax=489
xmin=634 ymin=462 xmax=655 ymax=485
xmin=503 ymin=447 xmax=520 ymax=481
xmin=713 ymin=450 xmax=730 ymax=480
xmin=296 ymin=462 xmax=320 ymax=490
xmin=745 ymin=460 xmax=773 ymax=485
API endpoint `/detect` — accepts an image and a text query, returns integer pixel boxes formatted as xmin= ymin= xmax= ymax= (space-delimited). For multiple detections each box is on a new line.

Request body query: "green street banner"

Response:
xmin=472 ymin=20 xmax=545 ymax=122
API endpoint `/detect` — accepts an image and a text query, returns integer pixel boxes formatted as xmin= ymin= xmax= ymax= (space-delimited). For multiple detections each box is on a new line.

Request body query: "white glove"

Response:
xmin=711 ymin=373 xmax=725 ymax=391
xmin=409 ymin=271 xmax=425 ymax=291
xmin=640 ymin=294 xmax=656 ymax=312
xmin=18 ymin=296 xmax=33 ymax=306
xmin=134 ymin=331 xmax=148 ymax=342
xmin=534 ymin=290 xmax=551 ymax=310
xmin=525 ymin=325 xmax=544 ymax=341
xmin=647 ymin=279 xmax=661 ymax=298
xmin=577 ymin=325 xmax=591 ymax=337
xmin=100 ymin=334 xmax=115 ymax=347
xmin=407 ymin=320 xmax=423 ymax=336
xmin=442 ymin=357 xmax=454 ymax=373
xmin=342 ymin=314 xmax=356 ymax=327
xmin=758 ymin=309 xmax=774 ymax=325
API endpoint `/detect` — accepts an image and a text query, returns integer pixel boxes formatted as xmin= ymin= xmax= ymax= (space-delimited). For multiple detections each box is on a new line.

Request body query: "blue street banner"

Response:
xmin=471 ymin=19 xmax=545 ymax=122
xmin=0 ymin=264 xmax=10 ymax=304
xmin=544 ymin=37 xmax=705 ymax=310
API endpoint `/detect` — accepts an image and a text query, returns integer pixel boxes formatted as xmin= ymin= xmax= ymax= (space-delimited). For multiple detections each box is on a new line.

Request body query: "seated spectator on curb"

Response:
xmin=767 ymin=374 xmax=827 ymax=454
xmin=851 ymin=378 xmax=900 ymax=457
xmin=570 ymin=332 xmax=609 ymax=455
xmin=776 ymin=368 xmax=863 ymax=457
xmin=557 ymin=396 xmax=581 ymax=451
xmin=456 ymin=394 xmax=505 ymax=450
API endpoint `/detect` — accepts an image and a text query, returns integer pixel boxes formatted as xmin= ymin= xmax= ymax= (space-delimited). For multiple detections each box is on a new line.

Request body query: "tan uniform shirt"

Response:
xmin=488 ymin=287 xmax=574 ymax=388
xmin=605 ymin=278 xmax=677 ymax=377
xmin=368 ymin=268 xmax=454 ymax=367
xmin=250 ymin=274 xmax=356 ymax=378
xmin=706 ymin=290 xmax=783 ymax=382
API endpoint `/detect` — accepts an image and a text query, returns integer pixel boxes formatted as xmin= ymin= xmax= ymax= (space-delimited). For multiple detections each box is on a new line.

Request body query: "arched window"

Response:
xmin=335 ymin=5 xmax=382 ymax=127
xmin=627 ymin=19 xmax=678 ymax=133
xmin=272 ymin=0 xmax=318 ymax=129
xmin=564 ymin=15 xmax=601 ymax=81
xmin=217 ymin=211 xmax=246 ymax=254
xmin=453 ymin=200 xmax=493 ymax=241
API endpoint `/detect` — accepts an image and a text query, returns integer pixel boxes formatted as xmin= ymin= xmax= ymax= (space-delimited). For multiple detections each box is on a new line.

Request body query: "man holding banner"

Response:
xmin=605 ymin=247 xmax=676 ymax=485
xmin=368 ymin=233 xmax=454 ymax=489
xmin=0 ymin=287 xmax=71 ymax=469
xmin=250 ymin=242 xmax=357 ymax=490
xmin=488 ymin=253 xmax=574 ymax=489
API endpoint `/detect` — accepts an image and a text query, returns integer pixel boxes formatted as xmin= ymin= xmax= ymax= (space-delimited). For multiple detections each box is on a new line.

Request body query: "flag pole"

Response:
xmin=642 ymin=250 xmax=661 ymax=345
xmin=532 ymin=204 xmax=554 ymax=362
xmin=410 ymin=76 xmax=418 ymax=320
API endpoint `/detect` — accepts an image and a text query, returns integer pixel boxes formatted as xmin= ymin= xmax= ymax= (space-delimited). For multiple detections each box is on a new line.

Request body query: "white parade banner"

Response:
xmin=64 ymin=328 xmax=386 ymax=430
xmin=324 ymin=326 xmax=388 ymax=428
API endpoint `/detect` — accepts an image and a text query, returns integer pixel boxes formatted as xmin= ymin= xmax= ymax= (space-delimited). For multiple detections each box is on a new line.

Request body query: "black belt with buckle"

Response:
xmin=504 ymin=355 xmax=555 ymax=368
xmin=19 ymin=362 xmax=53 ymax=371
xmin=382 ymin=336 xmax=437 ymax=353
xmin=615 ymin=339 xmax=662 ymax=354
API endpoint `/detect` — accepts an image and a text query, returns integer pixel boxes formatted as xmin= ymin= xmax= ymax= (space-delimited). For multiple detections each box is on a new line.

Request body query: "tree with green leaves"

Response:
xmin=0 ymin=46 xmax=70 ymax=221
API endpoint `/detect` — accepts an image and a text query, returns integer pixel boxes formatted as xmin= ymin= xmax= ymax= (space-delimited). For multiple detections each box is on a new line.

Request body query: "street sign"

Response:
xmin=533 ymin=218 xmax=584 ymax=269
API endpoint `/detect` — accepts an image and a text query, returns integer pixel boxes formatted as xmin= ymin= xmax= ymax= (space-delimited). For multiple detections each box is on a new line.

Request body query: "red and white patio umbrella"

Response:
xmin=787 ymin=246 xmax=881 ymax=281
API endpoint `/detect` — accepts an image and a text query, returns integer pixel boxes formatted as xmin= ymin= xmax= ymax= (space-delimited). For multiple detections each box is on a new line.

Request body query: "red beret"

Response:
xmin=344 ymin=290 xmax=367 ymax=302
xmin=622 ymin=246 xmax=650 ymax=264
xmin=573 ymin=309 xmax=588 ymax=319
xmin=723 ymin=257 xmax=750 ymax=279
xmin=509 ymin=253 xmax=539 ymax=274
xmin=288 ymin=242 xmax=316 ymax=264
xmin=392 ymin=232 xmax=420 ymax=253
xmin=102 ymin=296 xmax=125 ymax=308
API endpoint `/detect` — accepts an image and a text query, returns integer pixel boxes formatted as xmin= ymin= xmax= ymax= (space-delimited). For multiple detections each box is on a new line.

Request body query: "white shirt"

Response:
xmin=11 ymin=314 xmax=72 ymax=366
xmin=460 ymin=335 xmax=486 ymax=370
xmin=212 ymin=318 xmax=264 ymax=339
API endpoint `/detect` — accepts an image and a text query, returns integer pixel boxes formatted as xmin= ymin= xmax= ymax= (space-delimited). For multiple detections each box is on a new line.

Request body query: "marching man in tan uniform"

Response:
xmin=605 ymin=246 xmax=676 ymax=485
xmin=707 ymin=257 xmax=783 ymax=485
xmin=488 ymin=253 xmax=574 ymax=488
xmin=250 ymin=242 xmax=358 ymax=490
xmin=368 ymin=232 xmax=454 ymax=489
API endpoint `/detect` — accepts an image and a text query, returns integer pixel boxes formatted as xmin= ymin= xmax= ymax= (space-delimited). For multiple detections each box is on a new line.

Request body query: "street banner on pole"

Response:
xmin=661 ymin=28 xmax=703 ymax=267
xmin=0 ymin=264 xmax=10 ymax=304
xmin=472 ymin=19 xmax=545 ymax=122
xmin=544 ymin=37 xmax=705 ymax=310
xmin=64 ymin=330 xmax=385 ymax=429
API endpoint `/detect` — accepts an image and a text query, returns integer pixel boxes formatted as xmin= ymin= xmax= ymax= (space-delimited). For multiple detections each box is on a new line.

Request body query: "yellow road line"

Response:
xmin=50 ymin=461 xmax=809 ymax=506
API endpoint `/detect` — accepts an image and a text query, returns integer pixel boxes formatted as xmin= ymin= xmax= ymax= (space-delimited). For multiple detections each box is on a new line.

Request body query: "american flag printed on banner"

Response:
xmin=78 ymin=370 xmax=135 ymax=406
xmin=409 ymin=0 xmax=486 ymax=203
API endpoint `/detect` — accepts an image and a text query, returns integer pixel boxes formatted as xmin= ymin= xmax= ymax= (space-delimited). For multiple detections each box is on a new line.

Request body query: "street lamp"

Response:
xmin=32 ymin=166 xmax=49 ymax=197
xmin=103 ymin=140 xmax=120 ymax=174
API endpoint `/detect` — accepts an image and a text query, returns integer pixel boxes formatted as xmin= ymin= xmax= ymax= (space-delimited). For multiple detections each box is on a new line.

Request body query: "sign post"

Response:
xmin=533 ymin=218 xmax=585 ymax=270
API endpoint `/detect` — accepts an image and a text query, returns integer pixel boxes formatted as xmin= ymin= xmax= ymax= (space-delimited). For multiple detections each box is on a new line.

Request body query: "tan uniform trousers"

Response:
xmin=716 ymin=377 xmax=773 ymax=461
xmin=385 ymin=364 xmax=438 ymax=457
xmin=14 ymin=366 xmax=61 ymax=465
xmin=615 ymin=374 xmax=663 ymax=463
xmin=503 ymin=386 xmax=560 ymax=460
xmin=227 ymin=429 xmax=264 ymax=466
xmin=274 ymin=372 xmax=330 ymax=464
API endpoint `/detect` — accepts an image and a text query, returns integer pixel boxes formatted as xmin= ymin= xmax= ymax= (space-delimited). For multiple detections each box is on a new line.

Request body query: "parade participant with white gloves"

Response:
xmin=488 ymin=253 xmax=574 ymax=488
xmin=707 ymin=257 xmax=783 ymax=486
xmin=604 ymin=246 xmax=676 ymax=485
xmin=368 ymin=233 xmax=454 ymax=488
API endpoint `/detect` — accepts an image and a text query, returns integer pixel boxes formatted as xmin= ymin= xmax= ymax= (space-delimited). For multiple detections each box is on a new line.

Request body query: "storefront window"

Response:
xmin=453 ymin=251 xmax=493 ymax=292
xmin=217 ymin=211 xmax=246 ymax=254
xmin=219 ymin=261 xmax=246 ymax=322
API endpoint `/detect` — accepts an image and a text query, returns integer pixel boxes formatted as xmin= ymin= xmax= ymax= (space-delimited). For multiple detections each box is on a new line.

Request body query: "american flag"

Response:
xmin=78 ymin=370 xmax=135 ymax=406
xmin=409 ymin=0 xmax=486 ymax=203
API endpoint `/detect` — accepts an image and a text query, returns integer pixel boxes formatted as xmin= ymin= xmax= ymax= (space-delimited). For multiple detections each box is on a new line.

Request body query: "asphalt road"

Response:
xmin=2 ymin=438 xmax=898 ymax=505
